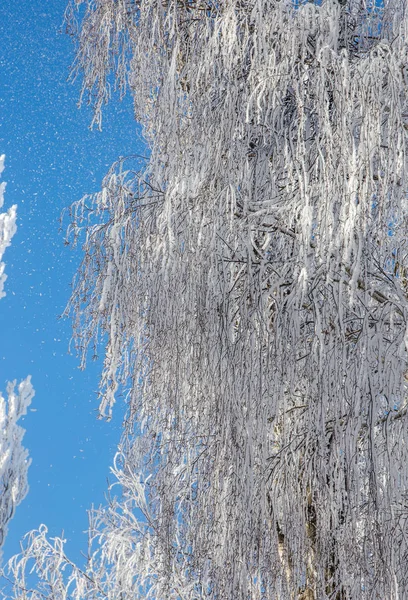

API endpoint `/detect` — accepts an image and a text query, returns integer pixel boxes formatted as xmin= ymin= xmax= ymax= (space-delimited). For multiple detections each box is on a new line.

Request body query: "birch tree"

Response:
xmin=0 ymin=156 xmax=34 ymax=558
xmin=5 ymin=0 xmax=408 ymax=598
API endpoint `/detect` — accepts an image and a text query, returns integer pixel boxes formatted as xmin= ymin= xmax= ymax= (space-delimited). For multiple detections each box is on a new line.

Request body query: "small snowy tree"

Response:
xmin=0 ymin=156 xmax=34 ymax=558
xmin=5 ymin=1 xmax=408 ymax=598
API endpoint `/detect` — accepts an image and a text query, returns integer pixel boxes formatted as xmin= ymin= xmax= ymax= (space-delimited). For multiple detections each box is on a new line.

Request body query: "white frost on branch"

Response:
xmin=0 ymin=155 xmax=17 ymax=300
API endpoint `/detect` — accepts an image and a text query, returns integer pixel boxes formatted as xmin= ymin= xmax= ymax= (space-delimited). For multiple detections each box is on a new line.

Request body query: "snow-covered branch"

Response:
xmin=0 ymin=378 xmax=34 ymax=556
xmin=0 ymin=156 xmax=34 ymax=560
xmin=0 ymin=155 xmax=17 ymax=300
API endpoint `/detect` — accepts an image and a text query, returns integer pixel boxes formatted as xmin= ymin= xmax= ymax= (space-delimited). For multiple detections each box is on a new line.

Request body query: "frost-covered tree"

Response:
xmin=5 ymin=0 xmax=408 ymax=598
xmin=0 ymin=156 xmax=34 ymax=558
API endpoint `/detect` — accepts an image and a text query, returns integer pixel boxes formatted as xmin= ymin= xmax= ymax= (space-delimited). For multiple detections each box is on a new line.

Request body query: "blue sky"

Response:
xmin=0 ymin=0 xmax=145 ymax=565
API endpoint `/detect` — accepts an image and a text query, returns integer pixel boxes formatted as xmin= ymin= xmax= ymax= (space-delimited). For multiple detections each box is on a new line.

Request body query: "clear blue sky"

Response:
xmin=0 ymin=0 xmax=145 ymax=565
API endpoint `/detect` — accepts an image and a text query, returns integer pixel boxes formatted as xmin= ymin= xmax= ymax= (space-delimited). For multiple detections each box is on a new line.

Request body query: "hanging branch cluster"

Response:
xmin=5 ymin=1 xmax=408 ymax=598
